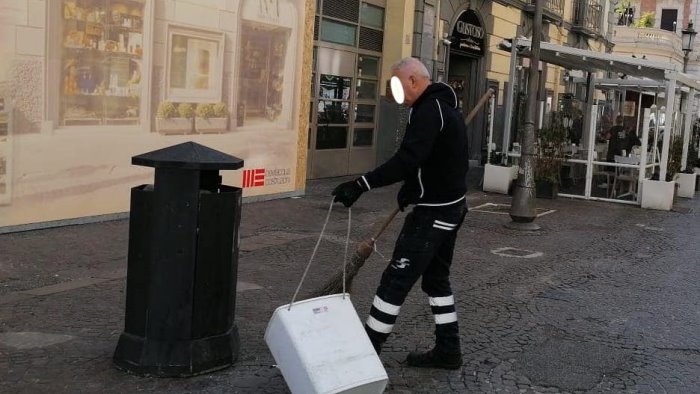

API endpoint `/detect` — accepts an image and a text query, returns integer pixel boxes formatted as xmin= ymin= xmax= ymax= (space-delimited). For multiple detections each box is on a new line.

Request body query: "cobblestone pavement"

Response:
xmin=1 ymin=176 xmax=699 ymax=393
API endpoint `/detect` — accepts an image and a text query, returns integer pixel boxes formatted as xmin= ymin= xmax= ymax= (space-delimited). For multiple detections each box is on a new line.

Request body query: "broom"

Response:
xmin=310 ymin=88 xmax=495 ymax=298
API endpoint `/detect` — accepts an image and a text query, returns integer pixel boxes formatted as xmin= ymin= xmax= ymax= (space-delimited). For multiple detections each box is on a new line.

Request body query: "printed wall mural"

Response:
xmin=0 ymin=0 xmax=309 ymax=228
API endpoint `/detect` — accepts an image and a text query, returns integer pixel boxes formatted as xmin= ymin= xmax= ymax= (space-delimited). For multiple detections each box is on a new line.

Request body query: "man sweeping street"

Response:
xmin=332 ymin=57 xmax=469 ymax=370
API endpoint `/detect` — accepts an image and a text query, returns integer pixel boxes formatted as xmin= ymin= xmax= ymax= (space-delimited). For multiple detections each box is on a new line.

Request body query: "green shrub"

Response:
xmin=668 ymin=136 xmax=683 ymax=179
xmin=156 ymin=101 xmax=177 ymax=119
xmin=634 ymin=12 xmax=655 ymax=28
xmin=535 ymin=112 xmax=568 ymax=184
xmin=195 ymin=103 xmax=214 ymax=119
xmin=687 ymin=142 xmax=698 ymax=170
xmin=178 ymin=103 xmax=195 ymax=119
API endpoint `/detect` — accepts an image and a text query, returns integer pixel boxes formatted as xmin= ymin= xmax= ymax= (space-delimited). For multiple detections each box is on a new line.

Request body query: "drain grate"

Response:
xmin=472 ymin=203 xmax=555 ymax=217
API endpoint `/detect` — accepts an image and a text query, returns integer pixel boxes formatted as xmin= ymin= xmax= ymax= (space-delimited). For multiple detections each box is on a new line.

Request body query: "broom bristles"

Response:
xmin=308 ymin=239 xmax=376 ymax=298
xmin=309 ymin=249 xmax=369 ymax=298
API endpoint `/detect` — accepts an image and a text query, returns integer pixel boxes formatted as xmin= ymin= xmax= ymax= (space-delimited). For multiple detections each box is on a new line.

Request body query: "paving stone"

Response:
xmin=1 ymin=179 xmax=700 ymax=393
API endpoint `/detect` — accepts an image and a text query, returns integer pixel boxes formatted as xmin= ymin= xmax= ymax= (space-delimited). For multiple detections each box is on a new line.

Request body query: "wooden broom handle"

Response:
xmin=370 ymin=207 xmax=400 ymax=241
xmin=465 ymin=88 xmax=494 ymax=124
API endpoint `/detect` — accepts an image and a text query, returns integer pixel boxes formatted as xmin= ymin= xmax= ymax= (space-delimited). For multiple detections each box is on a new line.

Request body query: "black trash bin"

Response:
xmin=113 ymin=141 xmax=244 ymax=377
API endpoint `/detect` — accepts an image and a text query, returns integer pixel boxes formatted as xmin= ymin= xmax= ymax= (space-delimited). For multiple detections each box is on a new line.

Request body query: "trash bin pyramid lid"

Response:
xmin=132 ymin=142 xmax=244 ymax=170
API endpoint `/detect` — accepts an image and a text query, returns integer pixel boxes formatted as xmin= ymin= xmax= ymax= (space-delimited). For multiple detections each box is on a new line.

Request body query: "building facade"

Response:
xmin=610 ymin=0 xmax=700 ymax=71
xmin=0 ymin=0 xmax=314 ymax=228
xmin=307 ymin=0 xmax=615 ymax=179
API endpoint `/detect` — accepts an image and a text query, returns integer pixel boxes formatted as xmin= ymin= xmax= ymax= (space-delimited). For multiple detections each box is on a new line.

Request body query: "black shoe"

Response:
xmin=406 ymin=348 xmax=462 ymax=370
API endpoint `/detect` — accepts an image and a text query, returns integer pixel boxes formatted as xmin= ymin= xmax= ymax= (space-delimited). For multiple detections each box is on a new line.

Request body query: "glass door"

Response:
xmin=309 ymin=47 xmax=355 ymax=178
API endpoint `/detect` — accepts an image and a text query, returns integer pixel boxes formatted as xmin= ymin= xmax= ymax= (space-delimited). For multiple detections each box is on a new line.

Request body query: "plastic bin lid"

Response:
xmin=132 ymin=141 xmax=244 ymax=170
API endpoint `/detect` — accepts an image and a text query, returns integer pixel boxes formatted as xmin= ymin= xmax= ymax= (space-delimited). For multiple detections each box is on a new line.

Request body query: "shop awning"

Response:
xmin=501 ymin=37 xmax=700 ymax=198
xmin=571 ymin=77 xmax=700 ymax=93
xmin=513 ymin=38 xmax=680 ymax=82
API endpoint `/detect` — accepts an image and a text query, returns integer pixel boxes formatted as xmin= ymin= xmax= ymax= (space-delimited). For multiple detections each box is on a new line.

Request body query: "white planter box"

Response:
xmin=195 ymin=117 xmax=228 ymax=133
xmin=155 ymin=117 xmax=193 ymax=134
xmin=641 ymin=179 xmax=675 ymax=211
xmin=483 ymin=164 xmax=516 ymax=194
xmin=676 ymin=173 xmax=696 ymax=198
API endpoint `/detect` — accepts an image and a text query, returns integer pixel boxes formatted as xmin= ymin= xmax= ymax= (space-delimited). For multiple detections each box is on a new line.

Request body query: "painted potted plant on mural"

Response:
xmin=155 ymin=101 xmax=194 ymax=134
xmin=195 ymin=102 xmax=228 ymax=134
xmin=535 ymin=114 xmax=567 ymax=199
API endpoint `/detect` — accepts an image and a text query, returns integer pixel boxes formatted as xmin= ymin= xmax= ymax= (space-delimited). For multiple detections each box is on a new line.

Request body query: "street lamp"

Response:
xmin=681 ymin=21 xmax=697 ymax=72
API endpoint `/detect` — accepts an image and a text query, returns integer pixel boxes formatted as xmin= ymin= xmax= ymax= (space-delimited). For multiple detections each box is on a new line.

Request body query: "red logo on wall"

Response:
xmin=243 ymin=168 xmax=265 ymax=188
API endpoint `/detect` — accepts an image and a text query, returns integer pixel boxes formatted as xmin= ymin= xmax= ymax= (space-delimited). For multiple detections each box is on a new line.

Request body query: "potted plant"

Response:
xmin=676 ymin=139 xmax=697 ymax=198
xmin=694 ymin=157 xmax=700 ymax=191
xmin=642 ymin=136 xmax=679 ymax=210
xmin=633 ymin=11 xmax=655 ymax=28
xmin=483 ymin=154 xmax=517 ymax=195
xmin=535 ymin=114 xmax=567 ymax=199
xmin=615 ymin=1 xmax=634 ymax=26
xmin=155 ymin=101 xmax=193 ymax=134
xmin=195 ymin=102 xmax=228 ymax=133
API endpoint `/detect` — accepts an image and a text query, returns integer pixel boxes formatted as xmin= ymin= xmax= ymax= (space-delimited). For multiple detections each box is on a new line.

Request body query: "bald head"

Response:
xmin=391 ymin=57 xmax=431 ymax=106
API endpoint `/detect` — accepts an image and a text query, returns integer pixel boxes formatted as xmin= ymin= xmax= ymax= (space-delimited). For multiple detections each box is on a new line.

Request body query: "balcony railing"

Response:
xmin=572 ymin=0 xmax=602 ymax=36
xmin=522 ymin=0 xmax=565 ymax=21
xmin=613 ymin=25 xmax=682 ymax=53
xmin=612 ymin=26 xmax=683 ymax=64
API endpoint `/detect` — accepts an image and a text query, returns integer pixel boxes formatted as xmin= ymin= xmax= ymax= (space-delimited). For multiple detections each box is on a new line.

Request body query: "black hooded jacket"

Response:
xmin=358 ymin=82 xmax=469 ymax=207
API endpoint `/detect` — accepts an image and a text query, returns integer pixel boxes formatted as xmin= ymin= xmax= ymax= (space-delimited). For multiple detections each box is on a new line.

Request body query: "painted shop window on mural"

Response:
xmin=59 ymin=0 xmax=146 ymax=126
xmin=238 ymin=23 xmax=290 ymax=123
xmin=0 ymin=108 xmax=10 ymax=203
xmin=166 ymin=26 xmax=224 ymax=103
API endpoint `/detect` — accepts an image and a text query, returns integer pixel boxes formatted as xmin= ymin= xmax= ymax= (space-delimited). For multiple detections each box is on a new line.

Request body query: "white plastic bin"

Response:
xmin=265 ymin=294 xmax=388 ymax=394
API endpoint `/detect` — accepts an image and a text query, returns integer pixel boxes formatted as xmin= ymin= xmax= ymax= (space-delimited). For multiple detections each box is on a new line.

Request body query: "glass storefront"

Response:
xmin=309 ymin=0 xmax=385 ymax=178
xmin=59 ymin=0 xmax=146 ymax=126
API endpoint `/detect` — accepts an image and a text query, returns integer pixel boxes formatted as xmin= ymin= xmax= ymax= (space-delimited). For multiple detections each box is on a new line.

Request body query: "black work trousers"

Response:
xmin=365 ymin=202 xmax=467 ymax=354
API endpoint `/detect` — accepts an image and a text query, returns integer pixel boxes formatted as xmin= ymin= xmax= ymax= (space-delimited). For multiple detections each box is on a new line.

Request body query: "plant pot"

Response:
xmin=195 ymin=117 xmax=228 ymax=134
xmin=535 ymin=179 xmax=558 ymax=199
xmin=641 ymin=179 xmax=674 ymax=210
xmin=155 ymin=117 xmax=193 ymax=134
xmin=676 ymin=173 xmax=697 ymax=198
xmin=695 ymin=168 xmax=700 ymax=191
xmin=483 ymin=164 xmax=516 ymax=194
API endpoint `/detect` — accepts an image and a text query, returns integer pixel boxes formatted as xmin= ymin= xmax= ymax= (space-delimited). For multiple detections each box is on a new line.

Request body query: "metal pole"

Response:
xmin=581 ymin=72 xmax=595 ymax=152
xmin=508 ymin=0 xmax=543 ymax=229
xmin=502 ymin=42 xmax=519 ymax=164
xmin=638 ymin=108 xmax=651 ymax=202
xmin=635 ymin=91 xmax=643 ymax=138
xmin=660 ymin=78 xmax=677 ymax=181
xmin=681 ymin=88 xmax=695 ymax=171
xmin=487 ymin=95 xmax=495 ymax=163
xmin=584 ymin=105 xmax=599 ymax=198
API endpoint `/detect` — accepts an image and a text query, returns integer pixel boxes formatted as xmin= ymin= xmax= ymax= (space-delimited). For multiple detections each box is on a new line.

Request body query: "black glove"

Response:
xmin=397 ymin=186 xmax=410 ymax=212
xmin=332 ymin=179 xmax=365 ymax=207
